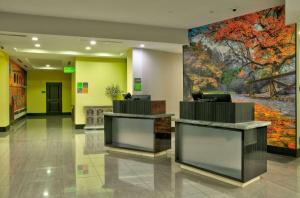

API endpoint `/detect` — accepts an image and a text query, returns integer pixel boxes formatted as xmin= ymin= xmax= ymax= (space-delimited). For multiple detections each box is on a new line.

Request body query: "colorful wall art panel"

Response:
xmin=9 ymin=61 xmax=27 ymax=121
xmin=77 ymin=82 xmax=88 ymax=94
xmin=183 ymin=6 xmax=297 ymax=150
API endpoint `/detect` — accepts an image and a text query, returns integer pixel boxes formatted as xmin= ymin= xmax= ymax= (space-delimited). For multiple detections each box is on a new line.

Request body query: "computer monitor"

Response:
xmin=131 ymin=95 xmax=151 ymax=101
xmin=203 ymin=94 xmax=232 ymax=102
xmin=192 ymin=91 xmax=204 ymax=101
xmin=123 ymin=92 xmax=132 ymax=100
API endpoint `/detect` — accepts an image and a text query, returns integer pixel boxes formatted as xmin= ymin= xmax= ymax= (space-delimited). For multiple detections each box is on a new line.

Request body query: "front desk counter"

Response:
xmin=104 ymin=112 xmax=174 ymax=156
xmin=175 ymin=119 xmax=271 ymax=187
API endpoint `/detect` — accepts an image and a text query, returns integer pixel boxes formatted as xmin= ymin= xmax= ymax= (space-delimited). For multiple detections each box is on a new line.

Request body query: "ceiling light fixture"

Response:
xmin=46 ymin=64 xmax=50 ymax=67
xmin=35 ymin=43 xmax=41 ymax=48
xmin=90 ymin=40 xmax=97 ymax=45
xmin=140 ymin=44 xmax=145 ymax=48
xmin=32 ymin=36 xmax=39 ymax=41
xmin=46 ymin=168 xmax=51 ymax=175
xmin=43 ymin=191 xmax=49 ymax=197
xmin=85 ymin=46 xmax=91 ymax=50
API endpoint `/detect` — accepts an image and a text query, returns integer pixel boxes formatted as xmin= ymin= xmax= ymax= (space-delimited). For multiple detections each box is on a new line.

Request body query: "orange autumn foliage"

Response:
xmin=254 ymin=103 xmax=296 ymax=149
xmin=184 ymin=44 xmax=224 ymax=91
xmin=209 ymin=6 xmax=295 ymax=73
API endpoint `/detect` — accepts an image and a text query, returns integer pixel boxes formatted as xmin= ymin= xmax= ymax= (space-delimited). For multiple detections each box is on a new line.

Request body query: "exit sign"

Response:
xmin=64 ymin=66 xmax=75 ymax=73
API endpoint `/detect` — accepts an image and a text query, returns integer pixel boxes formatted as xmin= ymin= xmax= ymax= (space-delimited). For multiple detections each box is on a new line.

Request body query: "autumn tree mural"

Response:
xmin=184 ymin=6 xmax=296 ymax=150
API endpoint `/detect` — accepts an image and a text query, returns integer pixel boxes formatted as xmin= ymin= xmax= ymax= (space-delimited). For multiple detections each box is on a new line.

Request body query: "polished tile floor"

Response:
xmin=1 ymin=116 xmax=300 ymax=198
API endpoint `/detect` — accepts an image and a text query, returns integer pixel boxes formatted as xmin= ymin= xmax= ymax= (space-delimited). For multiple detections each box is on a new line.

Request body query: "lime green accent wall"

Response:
xmin=71 ymin=72 xmax=75 ymax=106
xmin=75 ymin=57 xmax=127 ymax=125
xmin=127 ymin=49 xmax=133 ymax=93
xmin=27 ymin=70 xmax=72 ymax=113
xmin=0 ymin=50 xmax=10 ymax=127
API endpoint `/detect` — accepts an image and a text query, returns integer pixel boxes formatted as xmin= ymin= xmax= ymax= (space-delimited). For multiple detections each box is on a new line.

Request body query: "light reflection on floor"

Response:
xmin=0 ymin=116 xmax=300 ymax=198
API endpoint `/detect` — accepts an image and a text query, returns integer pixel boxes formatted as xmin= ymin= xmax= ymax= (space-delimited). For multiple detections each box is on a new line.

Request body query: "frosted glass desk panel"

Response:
xmin=178 ymin=124 xmax=242 ymax=179
xmin=112 ymin=117 xmax=154 ymax=151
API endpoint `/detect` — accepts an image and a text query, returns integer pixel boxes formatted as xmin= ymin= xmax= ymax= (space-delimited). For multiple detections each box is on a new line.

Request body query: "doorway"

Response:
xmin=46 ymin=82 xmax=62 ymax=114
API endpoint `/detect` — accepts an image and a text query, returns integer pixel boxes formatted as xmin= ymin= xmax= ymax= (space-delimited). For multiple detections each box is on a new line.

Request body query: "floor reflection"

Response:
xmin=103 ymin=154 xmax=172 ymax=197
xmin=1 ymin=116 xmax=300 ymax=198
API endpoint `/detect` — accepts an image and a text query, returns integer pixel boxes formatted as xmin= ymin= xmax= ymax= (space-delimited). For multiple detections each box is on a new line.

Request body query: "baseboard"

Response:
xmin=75 ymin=124 xmax=85 ymax=129
xmin=27 ymin=112 xmax=71 ymax=116
xmin=61 ymin=112 xmax=71 ymax=115
xmin=0 ymin=125 xmax=10 ymax=132
xmin=26 ymin=113 xmax=47 ymax=116
xmin=267 ymin=145 xmax=299 ymax=157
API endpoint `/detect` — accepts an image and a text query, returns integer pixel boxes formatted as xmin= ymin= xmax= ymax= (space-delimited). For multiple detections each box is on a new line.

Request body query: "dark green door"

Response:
xmin=46 ymin=82 xmax=62 ymax=114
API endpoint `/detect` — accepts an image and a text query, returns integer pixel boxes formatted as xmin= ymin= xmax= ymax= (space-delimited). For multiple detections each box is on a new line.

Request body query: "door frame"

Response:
xmin=46 ymin=82 xmax=62 ymax=115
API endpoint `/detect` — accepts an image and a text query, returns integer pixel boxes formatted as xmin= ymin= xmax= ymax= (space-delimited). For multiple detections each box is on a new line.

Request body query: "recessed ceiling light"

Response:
xmin=13 ymin=47 xmax=17 ymax=51
xmin=32 ymin=36 xmax=39 ymax=41
xmin=46 ymin=168 xmax=51 ymax=174
xmin=35 ymin=43 xmax=41 ymax=48
xmin=46 ymin=64 xmax=50 ymax=67
xmin=43 ymin=191 xmax=49 ymax=197
xmin=90 ymin=40 xmax=97 ymax=45
xmin=85 ymin=46 xmax=91 ymax=50
xmin=140 ymin=44 xmax=145 ymax=48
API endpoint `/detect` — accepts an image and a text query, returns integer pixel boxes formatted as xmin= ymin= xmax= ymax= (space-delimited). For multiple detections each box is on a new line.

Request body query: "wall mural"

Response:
xmin=9 ymin=61 xmax=27 ymax=121
xmin=183 ymin=6 xmax=296 ymax=150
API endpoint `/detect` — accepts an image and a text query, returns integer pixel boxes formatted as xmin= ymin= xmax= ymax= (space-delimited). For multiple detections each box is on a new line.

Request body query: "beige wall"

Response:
xmin=27 ymin=70 xmax=72 ymax=113
xmin=130 ymin=48 xmax=183 ymax=118
xmin=75 ymin=57 xmax=127 ymax=125
xmin=0 ymin=50 xmax=9 ymax=128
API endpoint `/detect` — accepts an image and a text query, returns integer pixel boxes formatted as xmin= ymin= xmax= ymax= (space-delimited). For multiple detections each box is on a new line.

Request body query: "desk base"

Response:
xmin=106 ymin=147 xmax=168 ymax=158
xmin=180 ymin=164 xmax=260 ymax=188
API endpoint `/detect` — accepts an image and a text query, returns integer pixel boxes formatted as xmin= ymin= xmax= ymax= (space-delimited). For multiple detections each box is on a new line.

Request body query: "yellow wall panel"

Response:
xmin=0 ymin=50 xmax=9 ymax=127
xmin=75 ymin=57 xmax=127 ymax=124
xmin=27 ymin=70 xmax=72 ymax=113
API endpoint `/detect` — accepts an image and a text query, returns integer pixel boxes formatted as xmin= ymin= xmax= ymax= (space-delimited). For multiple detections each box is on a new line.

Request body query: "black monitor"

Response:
xmin=203 ymin=94 xmax=232 ymax=102
xmin=123 ymin=92 xmax=132 ymax=100
xmin=192 ymin=91 xmax=204 ymax=101
xmin=131 ymin=95 xmax=151 ymax=101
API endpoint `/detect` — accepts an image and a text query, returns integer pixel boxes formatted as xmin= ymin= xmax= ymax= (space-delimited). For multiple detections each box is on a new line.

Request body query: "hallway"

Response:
xmin=0 ymin=116 xmax=300 ymax=198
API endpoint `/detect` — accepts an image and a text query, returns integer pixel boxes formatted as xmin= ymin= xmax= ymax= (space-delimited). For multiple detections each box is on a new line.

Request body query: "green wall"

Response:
xmin=127 ymin=49 xmax=133 ymax=93
xmin=27 ymin=70 xmax=72 ymax=113
xmin=0 ymin=50 xmax=9 ymax=128
xmin=75 ymin=57 xmax=127 ymax=125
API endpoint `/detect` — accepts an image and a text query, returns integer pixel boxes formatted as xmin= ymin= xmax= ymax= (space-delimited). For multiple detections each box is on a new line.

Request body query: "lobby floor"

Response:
xmin=1 ymin=116 xmax=300 ymax=198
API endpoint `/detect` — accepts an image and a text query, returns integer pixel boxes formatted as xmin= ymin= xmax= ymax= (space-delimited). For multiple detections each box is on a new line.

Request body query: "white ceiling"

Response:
xmin=0 ymin=0 xmax=284 ymax=29
xmin=0 ymin=32 xmax=183 ymax=70
xmin=0 ymin=0 xmax=287 ymax=71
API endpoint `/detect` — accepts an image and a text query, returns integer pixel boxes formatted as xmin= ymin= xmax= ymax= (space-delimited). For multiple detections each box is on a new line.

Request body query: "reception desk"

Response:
xmin=104 ymin=112 xmax=173 ymax=156
xmin=175 ymin=119 xmax=271 ymax=187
